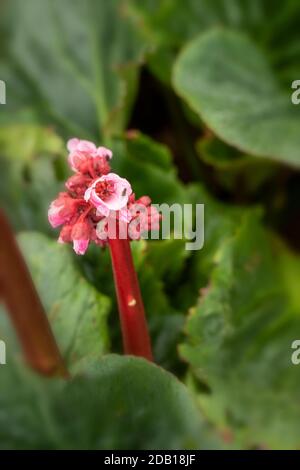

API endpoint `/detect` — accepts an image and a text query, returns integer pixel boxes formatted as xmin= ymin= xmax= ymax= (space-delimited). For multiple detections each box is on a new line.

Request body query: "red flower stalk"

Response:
xmin=0 ymin=209 xmax=67 ymax=377
xmin=109 ymin=233 xmax=153 ymax=361
xmin=48 ymin=138 xmax=160 ymax=361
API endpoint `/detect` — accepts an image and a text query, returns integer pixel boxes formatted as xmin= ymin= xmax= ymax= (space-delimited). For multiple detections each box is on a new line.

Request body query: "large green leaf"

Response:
xmin=0 ymin=355 xmax=221 ymax=449
xmin=15 ymin=232 xmax=111 ymax=368
xmin=0 ymin=0 xmax=147 ymax=140
xmin=173 ymin=29 xmax=300 ymax=167
xmin=128 ymin=0 xmax=300 ymax=85
xmin=181 ymin=211 xmax=300 ymax=449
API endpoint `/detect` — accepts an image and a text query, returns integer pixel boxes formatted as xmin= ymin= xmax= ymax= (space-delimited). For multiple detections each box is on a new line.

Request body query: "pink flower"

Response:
xmin=67 ymin=138 xmax=112 ymax=174
xmin=90 ymin=226 xmax=107 ymax=247
xmin=48 ymin=138 xmax=161 ymax=255
xmin=128 ymin=205 xmax=148 ymax=240
xmin=48 ymin=193 xmax=80 ymax=228
xmin=84 ymin=173 xmax=132 ymax=219
xmin=67 ymin=138 xmax=97 ymax=154
xmin=65 ymin=174 xmax=91 ymax=196
xmin=95 ymin=217 xmax=109 ymax=241
xmin=71 ymin=219 xmax=91 ymax=255
xmin=58 ymin=225 xmax=73 ymax=244
xmin=128 ymin=197 xmax=161 ymax=239
xmin=146 ymin=205 xmax=161 ymax=231
xmin=96 ymin=146 xmax=113 ymax=159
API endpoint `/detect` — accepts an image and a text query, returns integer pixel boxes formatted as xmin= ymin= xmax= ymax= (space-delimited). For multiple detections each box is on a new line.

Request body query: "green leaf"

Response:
xmin=0 ymin=124 xmax=67 ymax=233
xmin=113 ymin=131 xmax=187 ymax=204
xmin=127 ymin=0 xmax=223 ymax=48
xmin=128 ymin=0 xmax=300 ymax=48
xmin=187 ymin=183 xmax=246 ymax=286
xmin=146 ymin=238 xmax=190 ymax=284
xmin=128 ymin=0 xmax=300 ymax=86
xmin=0 ymin=125 xmax=64 ymax=161
xmin=0 ymin=0 xmax=147 ymax=140
xmin=181 ymin=210 xmax=300 ymax=449
xmin=16 ymin=232 xmax=111 ymax=368
xmin=126 ymin=0 xmax=224 ymax=84
xmin=173 ymin=29 xmax=300 ymax=167
xmin=132 ymin=240 xmax=187 ymax=370
xmin=197 ymin=136 xmax=278 ymax=194
xmin=0 ymin=355 xmax=222 ymax=449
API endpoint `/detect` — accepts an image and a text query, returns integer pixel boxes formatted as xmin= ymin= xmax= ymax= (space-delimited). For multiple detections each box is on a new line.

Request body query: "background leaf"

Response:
xmin=181 ymin=211 xmax=300 ymax=449
xmin=0 ymin=124 xmax=67 ymax=233
xmin=113 ymin=131 xmax=187 ymax=204
xmin=173 ymin=30 xmax=300 ymax=167
xmin=128 ymin=0 xmax=300 ymax=86
xmin=15 ymin=232 xmax=111 ymax=368
xmin=0 ymin=354 xmax=222 ymax=449
xmin=0 ymin=0 xmax=147 ymax=140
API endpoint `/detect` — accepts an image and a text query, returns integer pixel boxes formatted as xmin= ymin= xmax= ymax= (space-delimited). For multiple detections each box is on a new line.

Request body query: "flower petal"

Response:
xmin=73 ymin=239 xmax=89 ymax=255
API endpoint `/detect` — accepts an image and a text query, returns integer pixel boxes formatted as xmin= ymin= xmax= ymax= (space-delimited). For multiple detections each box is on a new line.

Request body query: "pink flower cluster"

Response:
xmin=48 ymin=139 xmax=160 ymax=255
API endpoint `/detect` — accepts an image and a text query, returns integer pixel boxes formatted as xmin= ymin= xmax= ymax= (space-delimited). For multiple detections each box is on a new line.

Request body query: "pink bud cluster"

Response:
xmin=48 ymin=139 xmax=160 ymax=255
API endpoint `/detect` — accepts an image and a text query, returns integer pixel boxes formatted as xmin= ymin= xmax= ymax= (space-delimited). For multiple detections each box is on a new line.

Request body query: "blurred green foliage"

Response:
xmin=1 ymin=0 xmax=300 ymax=450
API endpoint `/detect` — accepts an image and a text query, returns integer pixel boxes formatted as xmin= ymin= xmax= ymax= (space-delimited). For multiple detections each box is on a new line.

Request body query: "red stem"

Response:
xmin=108 ymin=236 xmax=153 ymax=361
xmin=0 ymin=209 xmax=68 ymax=377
